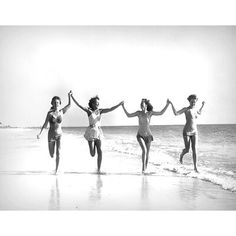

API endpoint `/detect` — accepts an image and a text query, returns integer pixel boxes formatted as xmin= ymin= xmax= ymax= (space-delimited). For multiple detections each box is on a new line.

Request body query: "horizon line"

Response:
xmin=3 ymin=123 xmax=236 ymax=129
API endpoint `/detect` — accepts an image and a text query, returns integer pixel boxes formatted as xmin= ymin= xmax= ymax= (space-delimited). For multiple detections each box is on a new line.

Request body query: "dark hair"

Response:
xmin=141 ymin=98 xmax=153 ymax=112
xmin=187 ymin=94 xmax=197 ymax=102
xmin=51 ymin=96 xmax=61 ymax=105
xmin=88 ymin=96 xmax=100 ymax=110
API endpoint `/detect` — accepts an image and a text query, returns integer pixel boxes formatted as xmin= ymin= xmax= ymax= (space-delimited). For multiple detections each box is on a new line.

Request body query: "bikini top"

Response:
xmin=88 ymin=109 xmax=101 ymax=127
xmin=49 ymin=111 xmax=63 ymax=124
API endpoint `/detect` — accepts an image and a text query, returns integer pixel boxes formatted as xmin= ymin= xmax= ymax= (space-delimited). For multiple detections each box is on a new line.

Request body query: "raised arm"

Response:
xmin=197 ymin=101 xmax=205 ymax=115
xmin=100 ymin=101 xmax=123 ymax=114
xmin=169 ymin=101 xmax=187 ymax=116
xmin=71 ymin=92 xmax=90 ymax=115
xmin=152 ymin=99 xmax=170 ymax=116
xmin=122 ymin=103 xmax=139 ymax=118
xmin=37 ymin=112 xmax=50 ymax=139
xmin=62 ymin=91 xmax=72 ymax=114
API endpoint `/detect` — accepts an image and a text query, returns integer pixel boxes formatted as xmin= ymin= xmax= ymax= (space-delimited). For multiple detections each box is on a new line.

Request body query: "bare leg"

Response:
xmin=55 ymin=137 xmax=61 ymax=173
xmin=95 ymin=139 xmax=102 ymax=173
xmin=48 ymin=141 xmax=55 ymax=158
xmin=144 ymin=140 xmax=151 ymax=171
xmin=88 ymin=141 xmax=96 ymax=157
xmin=180 ymin=135 xmax=190 ymax=164
xmin=137 ymin=136 xmax=146 ymax=173
xmin=190 ymin=135 xmax=198 ymax=172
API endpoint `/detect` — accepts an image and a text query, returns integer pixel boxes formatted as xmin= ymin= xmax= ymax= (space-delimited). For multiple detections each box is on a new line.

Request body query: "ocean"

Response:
xmin=0 ymin=124 xmax=235 ymax=193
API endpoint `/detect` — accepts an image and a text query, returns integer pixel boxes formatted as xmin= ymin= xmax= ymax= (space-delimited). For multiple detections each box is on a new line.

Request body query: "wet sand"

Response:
xmin=0 ymin=128 xmax=236 ymax=210
xmin=0 ymin=168 xmax=236 ymax=210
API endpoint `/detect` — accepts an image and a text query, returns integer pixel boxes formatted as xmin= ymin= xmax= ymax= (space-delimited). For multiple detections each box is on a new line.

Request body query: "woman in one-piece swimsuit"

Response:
xmin=169 ymin=94 xmax=205 ymax=172
xmin=37 ymin=91 xmax=72 ymax=174
xmin=122 ymin=98 xmax=170 ymax=173
xmin=71 ymin=92 xmax=123 ymax=173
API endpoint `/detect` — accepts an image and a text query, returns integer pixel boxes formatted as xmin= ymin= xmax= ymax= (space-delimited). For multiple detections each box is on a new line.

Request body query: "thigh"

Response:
xmin=137 ymin=135 xmax=146 ymax=151
xmin=94 ymin=139 xmax=102 ymax=150
xmin=183 ymin=134 xmax=191 ymax=149
xmin=88 ymin=140 xmax=94 ymax=149
xmin=190 ymin=135 xmax=198 ymax=150
xmin=144 ymin=139 xmax=151 ymax=150
xmin=56 ymin=136 xmax=61 ymax=149
xmin=48 ymin=140 xmax=56 ymax=149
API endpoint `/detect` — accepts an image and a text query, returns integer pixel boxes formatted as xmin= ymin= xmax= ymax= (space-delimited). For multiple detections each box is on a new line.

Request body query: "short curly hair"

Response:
xmin=88 ymin=96 xmax=100 ymax=109
xmin=187 ymin=94 xmax=198 ymax=102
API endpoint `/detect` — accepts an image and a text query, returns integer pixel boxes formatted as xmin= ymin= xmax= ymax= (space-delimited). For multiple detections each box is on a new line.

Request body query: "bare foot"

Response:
xmin=194 ymin=168 xmax=199 ymax=173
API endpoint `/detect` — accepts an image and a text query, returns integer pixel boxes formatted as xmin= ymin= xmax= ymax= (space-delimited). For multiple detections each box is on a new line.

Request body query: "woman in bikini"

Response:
xmin=169 ymin=94 xmax=205 ymax=172
xmin=71 ymin=92 xmax=123 ymax=173
xmin=37 ymin=91 xmax=72 ymax=174
xmin=122 ymin=99 xmax=170 ymax=173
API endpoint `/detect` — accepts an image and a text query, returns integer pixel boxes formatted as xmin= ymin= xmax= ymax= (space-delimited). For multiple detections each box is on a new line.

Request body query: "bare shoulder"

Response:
xmin=47 ymin=110 xmax=53 ymax=116
xmin=136 ymin=110 xmax=143 ymax=116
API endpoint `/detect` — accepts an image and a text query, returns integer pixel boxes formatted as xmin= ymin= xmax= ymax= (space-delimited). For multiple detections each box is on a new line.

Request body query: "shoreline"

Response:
xmin=0 ymin=170 xmax=236 ymax=210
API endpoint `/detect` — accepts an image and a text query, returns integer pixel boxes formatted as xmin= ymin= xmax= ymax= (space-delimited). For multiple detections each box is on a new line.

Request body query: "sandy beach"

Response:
xmin=0 ymin=150 xmax=236 ymax=210
xmin=0 ymin=128 xmax=236 ymax=210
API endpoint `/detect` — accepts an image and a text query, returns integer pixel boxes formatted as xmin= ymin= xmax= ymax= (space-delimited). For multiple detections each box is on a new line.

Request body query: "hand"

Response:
xmin=202 ymin=101 xmax=205 ymax=106
xmin=37 ymin=134 xmax=40 ymax=139
xmin=69 ymin=90 xmax=73 ymax=96
xmin=120 ymin=101 xmax=124 ymax=106
xmin=167 ymin=99 xmax=172 ymax=105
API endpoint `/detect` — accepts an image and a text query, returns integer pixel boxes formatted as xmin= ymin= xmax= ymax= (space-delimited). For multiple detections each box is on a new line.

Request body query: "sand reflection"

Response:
xmin=49 ymin=176 xmax=60 ymax=210
xmin=89 ymin=175 xmax=103 ymax=202
xmin=141 ymin=175 xmax=149 ymax=201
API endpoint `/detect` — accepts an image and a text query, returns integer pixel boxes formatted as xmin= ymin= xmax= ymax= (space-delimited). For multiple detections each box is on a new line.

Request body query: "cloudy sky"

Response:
xmin=0 ymin=26 xmax=236 ymax=127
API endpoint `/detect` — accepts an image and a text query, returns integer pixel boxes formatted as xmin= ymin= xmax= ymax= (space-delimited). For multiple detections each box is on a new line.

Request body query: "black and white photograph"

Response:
xmin=0 ymin=1 xmax=236 ymax=235
xmin=0 ymin=26 xmax=235 ymax=210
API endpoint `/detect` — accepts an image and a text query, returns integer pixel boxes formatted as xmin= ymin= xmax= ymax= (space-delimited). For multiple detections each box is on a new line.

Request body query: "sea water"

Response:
xmin=0 ymin=124 xmax=236 ymax=193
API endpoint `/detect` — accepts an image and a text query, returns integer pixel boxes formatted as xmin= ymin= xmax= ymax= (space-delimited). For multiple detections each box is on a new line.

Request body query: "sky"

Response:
xmin=0 ymin=26 xmax=236 ymax=127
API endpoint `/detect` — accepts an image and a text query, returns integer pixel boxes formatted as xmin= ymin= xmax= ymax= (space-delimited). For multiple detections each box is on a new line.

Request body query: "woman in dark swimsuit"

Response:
xmin=169 ymin=94 xmax=205 ymax=172
xmin=37 ymin=91 xmax=72 ymax=174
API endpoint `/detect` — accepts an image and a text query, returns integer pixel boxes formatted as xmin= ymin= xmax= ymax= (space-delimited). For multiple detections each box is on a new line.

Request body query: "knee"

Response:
xmin=191 ymin=147 xmax=197 ymax=154
xmin=184 ymin=148 xmax=190 ymax=153
xmin=98 ymin=149 xmax=102 ymax=155
xmin=90 ymin=151 xmax=96 ymax=157
xmin=56 ymin=153 xmax=60 ymax=159
xmin=49 ymin=149 xmax=54 ymax=157
xmin=97 ymin=148 xmax=102 ymax=156
xmin=89 ymin=148 xmax=96 ymax=156
xmin=56 ymin=148 xmax=60 ymax=156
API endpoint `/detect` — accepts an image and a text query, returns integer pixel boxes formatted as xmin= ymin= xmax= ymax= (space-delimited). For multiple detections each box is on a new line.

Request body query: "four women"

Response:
xmin=38 ymin=92 xmax=205 ymax=174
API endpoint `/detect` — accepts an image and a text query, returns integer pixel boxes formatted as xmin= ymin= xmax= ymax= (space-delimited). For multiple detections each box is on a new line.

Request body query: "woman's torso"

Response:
xmin=183 ymin=107 xmax=198 ymax=135
xmin=88 ymin=109 xmax=101 ymax=128
xmin=48 ymin=110 xmax=63 ymax=136
xmin=137 ymin=111 xmax=152 ymax=136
